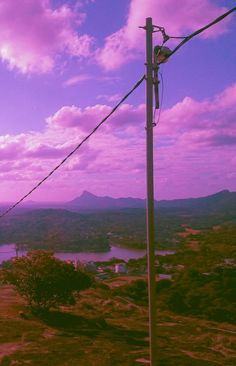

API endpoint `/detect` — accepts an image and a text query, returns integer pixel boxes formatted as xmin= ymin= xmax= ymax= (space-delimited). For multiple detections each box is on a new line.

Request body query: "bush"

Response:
xmin=1 ymin=250 xmax=92 ymax=312
xmin=114 ymin=279 xmax=148 ymax=304
xmin=162 ymin=267 xmax=236 ymax=323
xmin=156 ymin=279 xmax=172 ymax=293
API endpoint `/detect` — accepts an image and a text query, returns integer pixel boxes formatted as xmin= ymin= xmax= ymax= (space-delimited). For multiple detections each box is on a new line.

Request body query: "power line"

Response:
xmin=161 ymin=6 xmax=236 ymax=63
xmin=151 ymin=7 xmax=236 ymax=128
xmin=153 ymin=7 xmax=236 ymax=119
xmin=145 ymin=10 xmax=235 ymax=365
xmin=153 ymin=7 xmax=236 ymax=123
xmin=1 ymin=7 xmax=235 ymax=219
xmin=0 ymin=75 xmax=145 ymax=219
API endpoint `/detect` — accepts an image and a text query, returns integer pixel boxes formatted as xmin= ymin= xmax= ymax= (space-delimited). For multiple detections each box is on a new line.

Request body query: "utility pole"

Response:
xmin=145 ymin=17 xmax=157 ymax=366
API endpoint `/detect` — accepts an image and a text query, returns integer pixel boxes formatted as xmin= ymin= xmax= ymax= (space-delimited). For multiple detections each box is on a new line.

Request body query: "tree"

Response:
xmin=1 ymin=250 xmax=92 ymax=312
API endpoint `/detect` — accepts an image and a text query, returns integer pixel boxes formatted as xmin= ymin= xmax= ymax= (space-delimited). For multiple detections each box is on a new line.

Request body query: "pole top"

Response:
xmin=145 ymin=17 xmax=153 ymax=31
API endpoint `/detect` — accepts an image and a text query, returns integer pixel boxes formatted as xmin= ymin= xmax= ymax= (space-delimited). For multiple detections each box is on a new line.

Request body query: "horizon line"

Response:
xmin=0 ymin=188 xmax=232 ymax=205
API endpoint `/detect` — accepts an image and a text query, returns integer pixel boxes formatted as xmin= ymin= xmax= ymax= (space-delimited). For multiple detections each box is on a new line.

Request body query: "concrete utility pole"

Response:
xmin=145 ymin=17 xmax=157 ymax=366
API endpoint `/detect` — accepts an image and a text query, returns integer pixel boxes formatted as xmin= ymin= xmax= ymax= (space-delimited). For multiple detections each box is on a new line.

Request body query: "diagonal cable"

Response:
xmin=0 ymin=75 xmax=145 ymax=219
xmin=160 ymin=6 xmax=236 ymax=63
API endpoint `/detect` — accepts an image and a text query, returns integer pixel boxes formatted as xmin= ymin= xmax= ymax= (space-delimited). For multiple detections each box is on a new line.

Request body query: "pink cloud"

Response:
xmin=47 ymin=104 xmax=111 ymax=131
xmin=0 ymin=134 xmax=26 ymax=159
xmin=0 ymin=132 xmax=72 ymax=161
xmin=0 ymin=0 xmax=94 ymax=73
xmin=47 ymin=79 xmax=236 ymax=149
xmin=159 ymin=82 xmax=236 ymax=139
xmin=63 ymin=74 xmax=120 ymax=87
xmin=47 ymin=103 xmax=146 ymax=132
xmin=24 ymin=144 xmax=71 ymax=159
xmin=0 ymin=81 xmax=235 ymax=201
xmin=97 ymin=0 xmax=230 ymax=70
xmin=215 ymin=83 xmax=236 ymax=109
xmin=96 ymin=94 xmax=122 ymax=103
xmin=63 ymin=74 xmax=93 ymax=87
xmin=65 ymin=146 xmax=100 ymax=171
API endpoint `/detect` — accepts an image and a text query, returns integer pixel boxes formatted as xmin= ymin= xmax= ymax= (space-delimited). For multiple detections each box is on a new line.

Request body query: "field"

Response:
xmin=0 ymin=282 xmax=236 ymax=366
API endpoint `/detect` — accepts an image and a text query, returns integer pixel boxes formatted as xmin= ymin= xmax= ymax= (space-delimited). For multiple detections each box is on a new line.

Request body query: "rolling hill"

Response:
xmin=0 ymin=190 xmax=235 ymax=252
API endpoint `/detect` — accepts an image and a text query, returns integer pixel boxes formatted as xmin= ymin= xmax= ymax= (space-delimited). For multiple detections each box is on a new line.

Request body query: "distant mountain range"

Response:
xmin=0 ymin=189 xmax=235 ymax=252
xmin=67 ymin=189 xmax=235 ymax=211
xmin=158 ymin=189 xmax=236 ymax=211
xmin=1 ymin=189 xmax=236 ymax=213
xmin=67 ymin=190 xmax=149 ymax=210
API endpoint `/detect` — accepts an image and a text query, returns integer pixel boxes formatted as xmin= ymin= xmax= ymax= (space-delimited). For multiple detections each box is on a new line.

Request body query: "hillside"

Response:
xmin=0 ymin=208 xmax=181 ymax=251
xmin=68 ymin=189 xmax=236 ymax=213
xmin=159 ymin=189 xmax=236 ymax=213
xmin=67 ymin=191 xmax=149 ymax=210
xmin=0 ymin=282 xmax=235 ymax=366
xmin=0 ymin=223 xmax=235 ymax=365
xmin=0 ymin=190 xmax=235 ymax=251
xmin=3 ymin=189 xmax=235 ymax=212
xmin=0 ymin=209 xmax=110 ymax=252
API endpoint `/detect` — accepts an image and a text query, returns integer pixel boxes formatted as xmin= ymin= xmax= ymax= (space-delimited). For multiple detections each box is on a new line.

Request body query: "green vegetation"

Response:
xmin=0 ymin=201 xmax=235 ymax=364
xmin=155 ymin=224 xmax=236 ymax=323
xmin=158 ymin=267 xmax=236 ymax=324
xmin=1 ymin=251 xmax=92 ymax=312
xmin=159 ymin=224 xmax=236 ymax=271
xmin=0 ymin=208 xmax=189 ymax=251
xmin=0 ymin=188 xmax=236 ymax=252
xmin=110 ymin=224 xmax=236 ymax=324
xmin=113 ymin=279 xmax=148 ymax=305
xmin=0 ymin=281 xmax=235 ymax=365
xmin=0 ymin=209 xmax=110 ymax=252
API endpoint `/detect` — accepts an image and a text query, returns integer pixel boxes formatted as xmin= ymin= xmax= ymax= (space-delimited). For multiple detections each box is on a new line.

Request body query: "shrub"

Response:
xmin=114 ymin=279 xmax=148 ymax=304
xmin=1 ymin=250 xmax=92 ymax=312
xmin=156 ymin=279 xmax=172 ymax=293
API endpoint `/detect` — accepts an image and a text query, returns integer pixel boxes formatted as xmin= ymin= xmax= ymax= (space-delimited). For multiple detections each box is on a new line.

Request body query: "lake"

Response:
xmin=0 ymin=243 xmax=175 ymax=264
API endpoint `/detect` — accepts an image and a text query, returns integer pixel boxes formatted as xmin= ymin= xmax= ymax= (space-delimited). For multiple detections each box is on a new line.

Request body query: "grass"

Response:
xmin=0 ymin=283 xmax=236 ymax=365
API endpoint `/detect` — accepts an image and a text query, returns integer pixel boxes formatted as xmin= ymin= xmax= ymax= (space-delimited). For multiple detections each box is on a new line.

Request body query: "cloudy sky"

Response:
xmin=0 ymin=0 xmax=235 ymax=202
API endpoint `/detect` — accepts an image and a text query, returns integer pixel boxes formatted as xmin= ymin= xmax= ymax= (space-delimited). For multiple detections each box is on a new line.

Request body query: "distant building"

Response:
xmin=115 ymin=263 xmax=127 ymax=274
xmin=96 ymin=272 xmax=110 ymax=280
xmin=159 ymin=274 xmax=172 ymax=280
xmin=84 ymin=261 xmax=97 ymax=273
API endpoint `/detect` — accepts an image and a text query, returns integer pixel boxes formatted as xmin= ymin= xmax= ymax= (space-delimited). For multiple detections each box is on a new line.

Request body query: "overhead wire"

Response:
xmin=160 ymin=6 xmax=236 ymax=63
xmin=0 ymin=75 xmax=145 ymax=219
xmin=1 ymin=6 xmax=236 ymax=219
xmin=168 ymin=36 xmax=187 ymax=40
xmin=153 ymin=6 xmax=236 ymax=124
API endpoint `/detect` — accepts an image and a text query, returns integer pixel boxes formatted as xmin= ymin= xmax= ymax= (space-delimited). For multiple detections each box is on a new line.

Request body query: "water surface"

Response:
xmin=0 ymin=243 xmax=175 ymax=264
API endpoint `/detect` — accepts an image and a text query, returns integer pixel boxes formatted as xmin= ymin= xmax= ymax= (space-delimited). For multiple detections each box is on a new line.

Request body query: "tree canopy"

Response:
xmin=1 ymin=250 xmax=92 ymax=312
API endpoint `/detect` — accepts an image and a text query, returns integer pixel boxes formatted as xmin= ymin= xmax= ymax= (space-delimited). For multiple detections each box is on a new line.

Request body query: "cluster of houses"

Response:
xmin=65 ymin=258 xmax=148 ymax=280
xmin=65 ymin=258 xmax=173 ymax=281
xmin=81 ymin=261 xmax=129 ymax=280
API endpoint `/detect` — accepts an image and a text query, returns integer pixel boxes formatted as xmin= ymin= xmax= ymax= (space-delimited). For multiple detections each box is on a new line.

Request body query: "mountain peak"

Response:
xmin=210 ymin=189 xmax=230 ymax=198
xmin=80 ymin=191 xmax=97 ymax=198
xmin=217 ymin=189 xmax=230 ymax=194
xmin=68 ymin=191 xmax=147 ymax=209
xmin=67 ymin=189 xmax=235 ymax=211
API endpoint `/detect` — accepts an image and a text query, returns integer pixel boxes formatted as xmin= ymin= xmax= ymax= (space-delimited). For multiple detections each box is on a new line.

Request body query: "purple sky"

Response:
xmin=0 ymin=0 xmax=235 ymax=202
